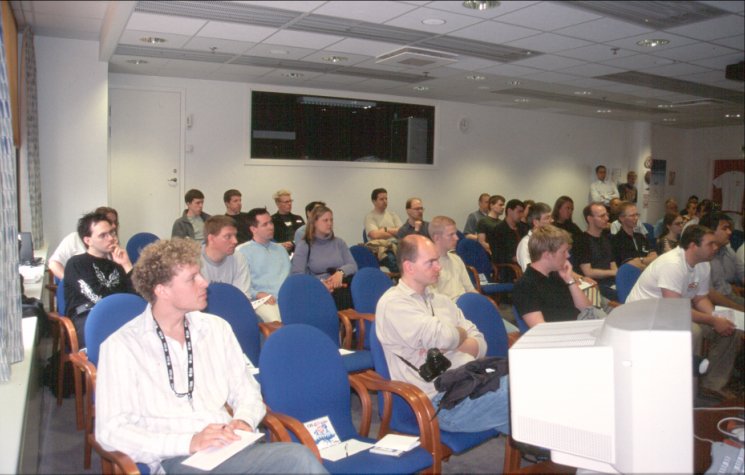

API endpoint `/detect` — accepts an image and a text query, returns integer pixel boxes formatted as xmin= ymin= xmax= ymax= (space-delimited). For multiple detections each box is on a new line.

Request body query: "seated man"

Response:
xmin=364 ymin=188 xmax=402 ymax=272
xmin=516 ymin=202 xmax=552 ymax=271
xmin=64 ymin=211 xmax=134 ymax=347
xmin=172 ymin=189 xmax=211 ymax=240
xmin=627 ymin=225 xmax=741 ymax=398
xmin=200 ymin=216 xmax=251 ymax=298
xmin=223 ymin=189 xmax=251 ymax=245
xmin=271 ymin=189 xmax=305 ymax=253
xmin=49 ymin=206 xmax=119 ymax=280
xmin=376 ymin=235 xmax=510 ymax=434
xmin=463 ymin=193 xmax=490 ymax=240
xmin=477 ymin=195 xmax=504 ymax=255
xmin=700 ymin=213 xmax=744 ymax=309
xmin=95 ymin=238 xmax=325 ymax=474
xmin=397 ymin=197 xmax=429 ymax=239
xmin=430 ymin=216 xmax=519 ymax=334
xmin=488 ymin=199 xmax=527 ymax=281
xmin=237 ymin=208 xmax=291 ymax=323
xmin=574 ymin=202 xmax=618 ymax=301
xmin=610 ymin=201 xmax=657 ymax=269
xmin=513 ymin=225 xmax=593 ymax=328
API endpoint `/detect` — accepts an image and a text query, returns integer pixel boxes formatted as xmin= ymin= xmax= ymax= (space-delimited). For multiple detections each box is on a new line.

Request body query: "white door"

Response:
xmin=109 ymin=88 xmax=182 ymax=245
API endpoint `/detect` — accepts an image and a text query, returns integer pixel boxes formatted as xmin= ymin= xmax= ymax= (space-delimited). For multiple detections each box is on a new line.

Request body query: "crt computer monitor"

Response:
xmin=509 ymin=298 xmax=693 ymax=474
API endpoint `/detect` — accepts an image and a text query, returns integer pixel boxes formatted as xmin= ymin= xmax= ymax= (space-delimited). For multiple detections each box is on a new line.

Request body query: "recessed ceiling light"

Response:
xmin=514 ymin=98 xmax=530 ymax=103
xmin=270 ymin=49 xmax=289 ymax=55
xmin=636 ymin=39 xmax=670 ymax=48
xmin=657 ymin=104 xmax=674 ymax=108
xmin=662 ymin=118 xmax=677 ymax=122
xmin=422 ymin=18 xmax=446 ymax=25
xmin=321 ymin=56 xmax=348 ymax=63
xmin=508 ymin=80 xmax=521 ymax=86
xmin=140 ymin=36 xmax=166 ymax=44
xmin=725 ymin=113 xmax=742 ymax=118
xmin=462 ymin=1 xmax=500 ymax=10
xmin=573 ymin=91 xmax=592 ymax=96
xmin=282 ymin=72 xmax=304 ymax=79
xmin=477 ymin=85 xmax=490 ymax=90
xmin=466 ymin=74 xmax=486 ymax=81
xmin=596 ymin=109 xmax=612 ymax=113
xmin=413 ymin=85 xmax=429 ymax=91
xmin=125 ymin=59 xmax=148 ymax=65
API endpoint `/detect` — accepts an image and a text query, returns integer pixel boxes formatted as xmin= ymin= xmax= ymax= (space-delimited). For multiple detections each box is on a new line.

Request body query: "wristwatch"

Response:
xmin=566 ymin=279 xmax=576 ymax=286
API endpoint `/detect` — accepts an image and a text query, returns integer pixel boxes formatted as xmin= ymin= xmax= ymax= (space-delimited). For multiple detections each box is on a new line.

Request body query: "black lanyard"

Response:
xmin=154 ymin=318 xmax=194 ymax=405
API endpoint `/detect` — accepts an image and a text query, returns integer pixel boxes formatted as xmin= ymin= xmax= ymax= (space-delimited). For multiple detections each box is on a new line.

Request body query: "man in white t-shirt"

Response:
xmin=627 ymin=225 xmax=740 ymax=397
xmin=364 ymin=188 xmax=403 ymax=272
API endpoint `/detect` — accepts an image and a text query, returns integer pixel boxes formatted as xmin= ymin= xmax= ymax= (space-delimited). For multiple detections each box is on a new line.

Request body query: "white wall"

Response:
xmin=36 ymin=36 xmax=108 ymax=249
xmin=35 ymin=35 xmax=743 ymax=249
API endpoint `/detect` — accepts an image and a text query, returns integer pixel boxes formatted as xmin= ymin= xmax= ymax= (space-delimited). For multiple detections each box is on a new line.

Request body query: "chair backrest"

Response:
xmin=278 ymin=274 xmax=340 ymax=346
xmin=56 ymin=279 xmax=66 ymax=315
xmin=362 ymin=228 xmax=368 ymax=244
xmin=125 ymin=232 xmax=159 ymax=264
xmin=84 ymin=294 xmax=148 ymax=366
xmin=616 ymin=263 xmax=642 ymax=304
xmin=349 ymin=244 xmax=380 ymax=270
xmin=456 ymin=230 xmax=466 ymax=241
xmin=205 ymin=282 xmax=262 ymax=364
xmin=731 ymin=229 xmax=744 ymax=253
xmin=642 ymin=222 xmax=656 ymax=249
xmin=350 ymin=267 xmax=392 ymax=314
xmin=259 ymin=324 xmax=357 ymax=440
xmin=456 ymin=238 xmax=493 ymax=278
xmin=511 ymin=305 xmax=530 ymax=334
xmin=455 ymin=293 xmax=508 ymax=358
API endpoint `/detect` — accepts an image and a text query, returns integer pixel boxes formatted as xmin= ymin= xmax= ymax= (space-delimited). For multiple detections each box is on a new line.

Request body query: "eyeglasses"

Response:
xmin=622 ymin=213 xmax=640 ymax=218
xmin=279 ymin=200 xmax=293 ymax=204
xmin=411 ymin=207 xmax=424 ymax=211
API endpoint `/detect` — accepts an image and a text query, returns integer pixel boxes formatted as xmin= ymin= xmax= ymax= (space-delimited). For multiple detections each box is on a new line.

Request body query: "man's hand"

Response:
xmin=111 ymin=245 xmax=133 ymax=273
xmin=189 ymin=423 xmax=241 ymax=453
xmin=711 ymin=316 xmax=736 ymax=336
xmin=281 ymin=241 xmax=293 ymax=251
xmin=558 ymin=260 xmax=573 ymax=282
xmin=255 ymin=292 xmax=276 ymax=305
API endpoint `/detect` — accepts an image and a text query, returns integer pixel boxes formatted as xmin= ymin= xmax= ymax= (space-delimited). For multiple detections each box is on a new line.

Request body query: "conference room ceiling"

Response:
xmin=11 ymin=0 xmax=745 ymax=128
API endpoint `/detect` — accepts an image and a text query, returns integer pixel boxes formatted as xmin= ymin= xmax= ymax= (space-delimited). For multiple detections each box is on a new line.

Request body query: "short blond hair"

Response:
xmin=273 ymin=189 xmax=291 ymax=202
xmin=132 ymin=239 xmax=200 ymax=304
xmin=429 ymin=216 xmax=456 ymax=239
xmin=528 ymin=225 xmax=571 ymax=263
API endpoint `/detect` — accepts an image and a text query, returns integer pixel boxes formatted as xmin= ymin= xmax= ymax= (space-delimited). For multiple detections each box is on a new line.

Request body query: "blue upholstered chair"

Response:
xmin=349 ymin=244 xmax=380 ymax=270
xmin=205 ymin=282 xmax=264 ymax=365
xmin=338 ymin=267 xmax=393 ymax=351
xmin=125 ymin=232 xmax=159 ymax=264
xmin=278 ymin=274 xmax=374 ymax=373
xmin=455 ymin=238 xmax=518 ymax=303
xmin=456 ymin=293 xmax=509 ymax=358
xmin=511 ymin=305 xmax=530 ymax=334
xmin=259 ymin=324 xmax=434 ymax=473
xmin=70 ymin=293 xmax=148 ymax=469
xmin=616 ymin=263 xmax=642 ymax=304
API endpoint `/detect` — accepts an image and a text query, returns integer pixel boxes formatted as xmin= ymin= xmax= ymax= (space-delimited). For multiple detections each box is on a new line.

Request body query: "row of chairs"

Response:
xmin=64 ymin=266 xmax=519 ymax=473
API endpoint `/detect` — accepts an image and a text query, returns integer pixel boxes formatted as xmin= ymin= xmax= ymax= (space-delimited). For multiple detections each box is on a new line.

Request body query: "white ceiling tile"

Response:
xmin=559 ymin=63 xmax=625 ymax=78
xmin=651 ymin=42 xmax=738 ymax=62
xmin=302 ymin=73 xmax=370 ymax=85
xmin=183 ymin=37 xmax=254 ymax=55
xmin=299 ymin=51 xmax=371 ymax=66
xmin=325 ymin=38 xmax=405 ymax=57
xmin=675 ymin=70 xmax=726 ymax=85
xmin=601 ymin=53 xmax=675 ymax=70
xmin=119 ymin=30 xmax=193 ymax=49
xmin=245 ymin=43 xmax=317 ymax=60
xmin=558 ymin=44 xmax=636 ymax=62
xmin=480 ymin=63 xmax=543 ymax=77
xmin=446 ymin=56 xmax=504 ymax=71
xmin=606 ymin=32 xmax=699 ymax=53
xmin=126 ymin=12 xmax=207 ymax=36
xmin=313 ymin=1 xmax=418 ymax=22
xmin=510 ymin=54 xmax=585 ymax=71
xmin=490 ymin=2 xmax=601 ymax=31
xmin=384 ymin=6 xmax=483 ymax=33
xmin=520 ymin=70 xmax=580 ymax=84
xmin=641 ymin=62 xmax=712 ymax=77
xmin=427 ymin=1 xmax=540 ymax=19
xmin=710 ymin=34 xmax=745 ymax=50
xmin=24 ymin=0 xmax=108 ymax=19
xmin=665 ymin=14 xmax=745 ymax=41
xmin=506 ymin=32 xmax=592 ymax=53
xmin=234 ymin=1 xmax=325 ymax=12
xmin=448 ymin=19 xmax=541 ymax=44
xmin=690 ymin=52 xmax=745 ymax=70
xmin=554 ymin=17 xmax=654 ymax=42
xmin=261 ymin=29 xmax=344 ymax=49
xmin=197 ymin=21 xmax=276 ymax=42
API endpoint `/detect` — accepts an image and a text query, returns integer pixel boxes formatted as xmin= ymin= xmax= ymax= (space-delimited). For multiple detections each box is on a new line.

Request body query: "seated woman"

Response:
xmin=513 ymin=225 xmax=594 ymax=329
xmin=551 ymin=195 xmax=583 ymax=244
xmin=291 ymin=205 xmax=357 ymax=308
xmin=656 ymin=212 xmax=683 ymax=254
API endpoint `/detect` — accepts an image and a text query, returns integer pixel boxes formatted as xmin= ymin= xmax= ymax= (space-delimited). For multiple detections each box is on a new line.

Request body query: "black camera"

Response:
xmin=418 ymin=348 xmax=452 ymax=382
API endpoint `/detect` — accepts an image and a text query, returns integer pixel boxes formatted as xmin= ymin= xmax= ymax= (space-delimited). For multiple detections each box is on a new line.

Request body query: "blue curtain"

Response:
xmin=22 ymin=27 xmax=43 ymax=248
xmin=0 ymin=7 xmax=22 ymax=382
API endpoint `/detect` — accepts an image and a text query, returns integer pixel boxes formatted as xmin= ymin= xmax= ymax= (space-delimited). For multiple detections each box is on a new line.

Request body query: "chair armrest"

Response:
xmin=348 ymin=373 xmax=374 ymax=437
xmin=338 ymin=310 xmax=375 ymax=350
xmin=258 ymin=321 xmax=282 ymax=339
xmin=49 ymin=312 xmax=80 ymax=354
xmin=265 ymin=410 xmax=322 ymax=461
xmin=507 ymin=331 xmax=521 ymax=348
xmin=465 ymin=265 xmax=483 ymax=293
xmin=731 ymin=285 xmax=743 ymax=297
xmin=262 ymin=412 xmax=292 ymax=442
xmin=88 ymin=434 xmax=141 ymax=475
xmin=335 ymin=310 xmax=354 ymax=350
xmin=353 ymin=371 xmax=441 ymax=463
xmin=492 ymin=263 xmax=522 ymax=282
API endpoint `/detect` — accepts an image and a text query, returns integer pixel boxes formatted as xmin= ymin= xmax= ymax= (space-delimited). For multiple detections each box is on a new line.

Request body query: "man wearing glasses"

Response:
xmin=611 ymin=202 xmax=658 ymax=270
xmin=271 ymin=189 xmax=304 ymax=253
xmin=397 ymin=197 xmax=429 ymax=239
xmin=574 ymin=202 xmax=618 ymax=301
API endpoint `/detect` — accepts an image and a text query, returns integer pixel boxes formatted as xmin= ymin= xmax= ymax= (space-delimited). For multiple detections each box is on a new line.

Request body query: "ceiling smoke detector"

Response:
xmin=376 ymin=47 xmax=458 ymax=68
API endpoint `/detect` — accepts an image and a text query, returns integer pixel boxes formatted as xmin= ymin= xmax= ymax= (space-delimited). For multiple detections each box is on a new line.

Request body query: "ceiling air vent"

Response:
xmin=670 ymin=99 xmax=725 ymax=107
xmin=376 ymin=47 xmax=457 ymax=68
